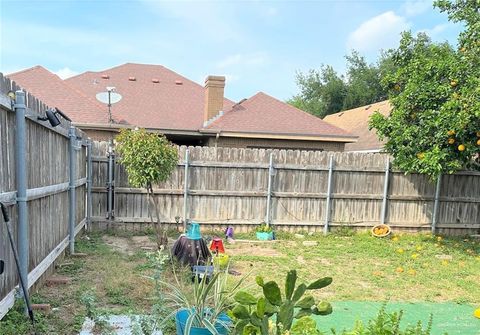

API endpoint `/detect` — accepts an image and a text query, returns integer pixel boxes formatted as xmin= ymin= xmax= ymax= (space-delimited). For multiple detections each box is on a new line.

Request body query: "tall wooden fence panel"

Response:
xmin=91 ymin=142 xmax=479 ymax=235
xmin=0 ymin=74 xmax=88 ymax=319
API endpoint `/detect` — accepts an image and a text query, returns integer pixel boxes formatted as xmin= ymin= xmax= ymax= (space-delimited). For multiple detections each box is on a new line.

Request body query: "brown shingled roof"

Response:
xmin=204 ymin=92 xmax=355 ymax=139
xmin=7 ymin=66 xmax=108 ymax=124
xmin=66 ymin=63 xmax=235 ymax=131
xmin=323 ymin=100 xmax=391 ymax=151
xmin=7 ymin=63 xmax=356 ymax=141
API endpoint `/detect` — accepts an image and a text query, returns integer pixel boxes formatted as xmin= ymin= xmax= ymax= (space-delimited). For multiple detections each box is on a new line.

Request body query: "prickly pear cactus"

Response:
xmin=230 ymin=270 xmax=333 ymax=335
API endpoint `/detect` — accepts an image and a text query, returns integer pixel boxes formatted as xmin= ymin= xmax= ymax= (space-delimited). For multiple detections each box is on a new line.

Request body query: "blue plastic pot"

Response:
xmin=175 ymin=309 xmax=231 ymax=335
xmin=256 ymin=231 xmax=273 ymax=241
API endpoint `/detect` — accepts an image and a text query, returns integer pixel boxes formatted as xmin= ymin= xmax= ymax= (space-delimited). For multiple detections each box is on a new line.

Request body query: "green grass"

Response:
xmin=228 ymin=230 xmax=480 ymax=303
xmin=1 ymin=229 xmax=478 ymax=334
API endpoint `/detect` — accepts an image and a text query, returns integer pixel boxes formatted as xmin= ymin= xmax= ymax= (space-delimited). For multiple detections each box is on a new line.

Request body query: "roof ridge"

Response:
xmin=7 ymin=65 xmax=44 ymax=77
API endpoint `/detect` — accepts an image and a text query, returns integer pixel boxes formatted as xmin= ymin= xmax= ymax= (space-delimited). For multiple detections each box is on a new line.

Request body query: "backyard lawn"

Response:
xmin=1 ymin=229 xmax=479 ymax=334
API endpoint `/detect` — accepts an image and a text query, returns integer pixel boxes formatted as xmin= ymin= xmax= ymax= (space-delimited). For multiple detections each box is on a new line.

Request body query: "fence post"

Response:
xmin=68 ymin=126 xmax=77 ymax=254
xmin=323 ymin=155 xmax=334 ymax=235
xmin=86 ymin=140 xmax=93 ymax=230
xmin=380 ymin=157 xmax=390 ymax=225
xmin=265 ymin=153 xmax=274 ymax=226
xmin=183 ymin=149 xmax=190 ymax=231
xmin=106 ymin=142 xmax=115 ymax=220
xmin=431 ymin=174 xmax=442 ymax=235
xmin=14 ymin=90 xmax=29 ymax=296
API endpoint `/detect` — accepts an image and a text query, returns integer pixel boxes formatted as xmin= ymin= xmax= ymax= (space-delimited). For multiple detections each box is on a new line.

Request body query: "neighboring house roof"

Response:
xmin=324 ymin=100 xmax=391 ymax=151
xmin=204 ymin=92 xmax=355 ymax=141
xmin=7 ymin=63 xmax=356 ymax=142
xmin=66 ymin=63 xmax=235 ymax=131
xmin=7 ymin=66 xmax=108 ymax=124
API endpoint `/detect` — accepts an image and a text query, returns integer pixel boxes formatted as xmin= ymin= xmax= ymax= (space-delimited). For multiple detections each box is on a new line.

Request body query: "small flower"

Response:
xmin=411 ymin=253 xmax=419 ymax=260
xmin=397 ymin=248 xmax=405 ymax=254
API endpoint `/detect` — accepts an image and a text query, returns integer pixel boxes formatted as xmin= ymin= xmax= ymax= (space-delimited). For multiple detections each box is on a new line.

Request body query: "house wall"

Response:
xmin=207 ymin=136 xmax=345 ymax=151
xmin=80 ymin=127 xmax=347 ymax=152
xmin=81 ymin=129 xmax=118 ymax=141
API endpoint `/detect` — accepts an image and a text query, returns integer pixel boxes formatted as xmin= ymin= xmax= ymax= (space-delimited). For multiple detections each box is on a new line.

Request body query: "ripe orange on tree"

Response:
xmin=458 ymin=144 xmax=465 ymax=151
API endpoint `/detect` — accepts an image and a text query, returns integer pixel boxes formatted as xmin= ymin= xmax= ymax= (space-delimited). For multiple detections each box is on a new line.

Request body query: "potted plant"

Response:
xmin=256 ymin=222 xmax=274 ymax=241
xmin=162 ymin=267 xmax=247 ymax=335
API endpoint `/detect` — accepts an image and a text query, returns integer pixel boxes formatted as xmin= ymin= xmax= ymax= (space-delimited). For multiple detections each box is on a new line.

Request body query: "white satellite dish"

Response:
xmin=96 ymin=92 xmax=122 ymax=105
xmin=96 ymin=87 xmax=122 ymax=123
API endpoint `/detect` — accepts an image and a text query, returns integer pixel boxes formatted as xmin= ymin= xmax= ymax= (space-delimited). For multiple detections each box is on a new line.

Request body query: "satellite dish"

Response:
xmin=96 ymin=88 xmax=122 ymax=123
xmin=96 ymin=91 xmax=122 ymax=105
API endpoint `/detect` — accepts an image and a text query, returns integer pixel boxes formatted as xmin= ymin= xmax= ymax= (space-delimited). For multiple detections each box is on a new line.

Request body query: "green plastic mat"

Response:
xmin=312 ymin=301 xmax=480 ymax=335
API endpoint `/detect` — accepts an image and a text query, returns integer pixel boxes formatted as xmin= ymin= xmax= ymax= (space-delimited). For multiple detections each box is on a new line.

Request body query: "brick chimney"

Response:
xmin=204 ymin=75 xmax=225 ymax=124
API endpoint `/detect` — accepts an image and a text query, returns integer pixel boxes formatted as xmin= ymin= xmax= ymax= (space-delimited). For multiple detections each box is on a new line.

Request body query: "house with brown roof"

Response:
xmin=323 ymin=100 xmax=391 ymax=152
xmin=7 ymin=63 xmax=357 ymax=151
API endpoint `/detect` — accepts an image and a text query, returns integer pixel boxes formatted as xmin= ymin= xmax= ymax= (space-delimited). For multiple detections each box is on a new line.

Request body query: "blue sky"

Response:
xmin=0 ymin=0 xmax=462 ymax=102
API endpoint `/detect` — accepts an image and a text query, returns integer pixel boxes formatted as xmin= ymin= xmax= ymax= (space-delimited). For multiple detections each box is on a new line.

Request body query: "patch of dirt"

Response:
xmin=102 ymin=235 xmax=157 ymax=255
xmin=318 ymin=258 xmax=332 ymax=266
xmin=297 ymin=255 xmax=306 ymax=264
xmin=227 ymin=243 xmax=284 ymax=257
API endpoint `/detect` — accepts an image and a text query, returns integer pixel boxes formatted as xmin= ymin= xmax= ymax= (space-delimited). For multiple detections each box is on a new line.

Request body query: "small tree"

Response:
xmin=115 ymin=128 xmax=178 ymax=247
xmin=369 ymin=0 xmax=480 ymax=179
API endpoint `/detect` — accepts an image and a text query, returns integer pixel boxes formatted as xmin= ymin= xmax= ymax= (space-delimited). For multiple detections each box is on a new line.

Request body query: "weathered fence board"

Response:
xmin=91 ymin=142 xmax=480 ymax=235
xmin=0 ymin=76 xmax=88 ymax=320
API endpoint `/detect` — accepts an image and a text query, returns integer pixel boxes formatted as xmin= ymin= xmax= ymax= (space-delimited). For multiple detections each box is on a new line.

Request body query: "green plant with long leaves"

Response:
xmin=230 ymin=270 xmax=333 ymax=334
xmin=160 ymin=265 xmax=248 ymax=335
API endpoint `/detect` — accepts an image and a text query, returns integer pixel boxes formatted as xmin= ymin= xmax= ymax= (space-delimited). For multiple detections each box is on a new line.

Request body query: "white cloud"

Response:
xmin=225 ymin=74 xmax=240 ymax=83
xmin=141 ymin=1 xmax=243 ymax=43
xmin=347 ymin=11 xmax=411 ymax=52
xmin=54 ymin=67 xmax=79 ymax=79
xmin=403 ymin=0 xmax=433 ymax=17
xmin=217 ymin=52 xmax=268 ymax=69
xmin=418 ymin=23 xmax=450 ymax=37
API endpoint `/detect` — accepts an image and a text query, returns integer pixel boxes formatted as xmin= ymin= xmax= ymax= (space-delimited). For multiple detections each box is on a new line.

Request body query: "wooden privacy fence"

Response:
xmin=91 ymin=142 xmax=480 ymax=236
xmin=0 ymin=75 xmax=91 ymax=319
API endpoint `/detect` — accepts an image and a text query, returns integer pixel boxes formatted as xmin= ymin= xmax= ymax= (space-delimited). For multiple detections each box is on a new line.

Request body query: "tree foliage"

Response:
xmin=289 ymin=66 xmax=346 ymax=118
xmin=288 ymin=52 xmax=391 ymax=118
xmin=115 ymin=129 xmax=178 ymax=246
xmin=115 ymin=128 xmax=178 ymax=189
xmin=369 ymin=0 xmax=480 ymax=179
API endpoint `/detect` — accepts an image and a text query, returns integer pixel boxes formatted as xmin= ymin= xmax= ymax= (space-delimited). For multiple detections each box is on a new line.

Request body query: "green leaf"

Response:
xmin=255 ymin=276 xmax=264 ymax=287
xmin=285 ymin=270 xmax=297 ymax=300
xmin=313 ymin=301 xmax=333 ymax=316
xmin=295 ymin=295 xmax=315 ymax=309
xmin=306 ymin=277 xmax=332 ymax=290
xmin=292 ymin=283 xmax=306 ymax=302
xmin=234 ymin=291 xmax=257 ymax=305
xmin=262 ymin=281 xmax=282 ymax=306
xmin=256 ymin=297 xmax=266 ymax=317
xmin=232 ymin=305 xmax=250 ymax=320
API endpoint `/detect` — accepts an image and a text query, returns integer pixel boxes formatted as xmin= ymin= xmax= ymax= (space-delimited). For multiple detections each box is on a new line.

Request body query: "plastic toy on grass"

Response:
xmin=371 ymin=224 xmax=391 ymax=237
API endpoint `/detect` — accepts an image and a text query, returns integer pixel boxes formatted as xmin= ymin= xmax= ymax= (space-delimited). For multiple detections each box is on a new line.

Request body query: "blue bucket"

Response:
xmin=187 ymin=222 xmax=202 ymax=240
xmin=175 ymin=308 xmax=231 ymax=335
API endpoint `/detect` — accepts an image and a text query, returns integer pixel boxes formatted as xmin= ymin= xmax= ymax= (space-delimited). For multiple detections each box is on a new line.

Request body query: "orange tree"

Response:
xmin=369 ymin=0 xmax=480 ymax=179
